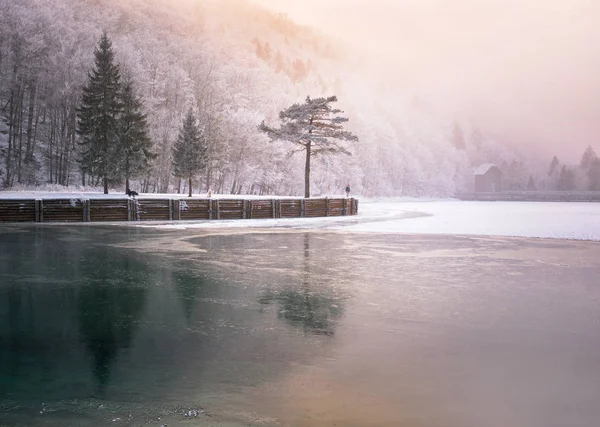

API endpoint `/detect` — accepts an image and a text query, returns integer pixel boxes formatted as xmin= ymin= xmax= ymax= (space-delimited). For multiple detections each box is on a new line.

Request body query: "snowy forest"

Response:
xmin=0 ymin=0 xmax=598 ymax=197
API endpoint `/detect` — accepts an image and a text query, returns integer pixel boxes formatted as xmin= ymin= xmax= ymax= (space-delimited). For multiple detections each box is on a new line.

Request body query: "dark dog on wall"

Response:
xmin=126 ymin=188 xmax=139 ymax=197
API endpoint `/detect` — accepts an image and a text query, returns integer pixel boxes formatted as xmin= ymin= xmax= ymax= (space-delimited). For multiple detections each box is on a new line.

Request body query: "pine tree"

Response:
xmin=548 ymin=156 xmax=560 ymax=176
xmin=259 ymin=95 xmax=358 ymax=198
xmin=118 ymin=78 xmax=155 ymax=193
xmin=452 ymin=123 xmax=465 ymax=150
xmin=77 ymin=32 xmax=122 ymax=194
xmin=557 ymin=165 xmax=575 ymax=191
xmin=588 ymin=158 xmax=600 ymax=191
xmin=172 ymin=109 xmax=208 ymax=197
xmin=526 ymin=175 xmax=537 ymax=191
xmin=580 ymin=145 xmax=597 ymax=170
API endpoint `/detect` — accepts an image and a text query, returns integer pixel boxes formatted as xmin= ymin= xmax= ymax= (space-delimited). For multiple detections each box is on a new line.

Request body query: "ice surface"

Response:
xmin=142 ymin=198 xmax=600 ymax=241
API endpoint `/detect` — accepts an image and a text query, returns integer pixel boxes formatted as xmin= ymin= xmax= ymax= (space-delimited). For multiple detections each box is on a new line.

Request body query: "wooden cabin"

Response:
xmin=474 ymin=164 xmax=502 ymax=192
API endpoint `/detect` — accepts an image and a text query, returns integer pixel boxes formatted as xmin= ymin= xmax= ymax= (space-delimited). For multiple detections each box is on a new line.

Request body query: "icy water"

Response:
xmin=1 ymin=225 xmax=600 ymax=427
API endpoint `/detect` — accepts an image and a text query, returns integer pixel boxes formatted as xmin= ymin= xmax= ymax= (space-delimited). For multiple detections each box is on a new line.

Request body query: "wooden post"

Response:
xmin=248 ymin=200 xmax=252 ymax=219
xmin=174 ymin=200 xmax=180 ymax=220
xmin=208 ymin=199 xmax=213 ymax=220
xmin=83 ymin=199 xmax=91 ymax=222
xmin=128 ymin=198 xmax=140 ymax=221
xmin=215 ymin=200 xmax=220 ymax=219
xmin=243 ymin=200 xmax=248 ymax=219
xmin=342 ymin=198 xmax=347 ymax=216
xmin=35 ymin=199 xmax=43 ymax=222
xmin=271 ymin=199 xmax=276 ymax=218
xmin=168 ymin=199 xmax=173 ymax=221
xmin=325 ymin=198 xmax=330 ymax=217
xmin=276 ymin=200 xmax=282 ymax=218
xmin=300 ymin=199 xmax=305 ymax=217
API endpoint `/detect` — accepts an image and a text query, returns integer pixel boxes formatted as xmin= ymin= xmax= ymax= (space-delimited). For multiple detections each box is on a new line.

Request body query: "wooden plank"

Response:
xmin=41 ymin=199 xmax=84 ymax=222
xmin=250 ymin=199 xmax=274 ymax=219
xmin=280 ymin=200 xmax=301 ymax=218
xmin=218 ymin=200 xmax=244 ymax=220
xmin=90 ymin=200 xmax=129 ymax=222
xmin=179 ymin=199 xmax=210 ymax=220
xmin=137 ymin=199 xmax=170 ymax=221
xmin=304 ymin=199 xmax=328 ymax=217
xmin=0 ymin=200 xmax=36 ymax=222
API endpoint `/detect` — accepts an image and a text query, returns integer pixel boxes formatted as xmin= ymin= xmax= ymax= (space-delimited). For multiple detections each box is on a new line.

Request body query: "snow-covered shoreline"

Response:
xmin=130 ymin=199 xmax=600 ymax=242
xmin=341 ymin=200 xmax=600 ymax=241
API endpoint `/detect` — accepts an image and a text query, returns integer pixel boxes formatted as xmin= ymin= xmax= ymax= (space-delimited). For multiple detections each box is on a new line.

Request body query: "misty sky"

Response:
xmin=252 ymin=0 xmax=599 ymax=161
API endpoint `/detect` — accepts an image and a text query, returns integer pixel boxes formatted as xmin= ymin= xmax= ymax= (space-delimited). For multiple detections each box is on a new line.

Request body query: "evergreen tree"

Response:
xmin=259 ymin=95 xmax=358 ymax=198
xmin=548 ymin=156 xmax=560 ymax=176
xmin=172 ymin=109 xmax=208 ymax=197
xmin=557 ymin=165 xmax=575 ymax=191
xmin=580 ymin=145 xmax=597 ymax=170
xmin=452 ymin=123 xmax=466 ymax=150
xmin=118 ymin=78 xmax=155 ymax=193
xmin=505 ymin=159 xmax=528 ymax=190
xmin=588 ymin=158 xmax=600 ymax=191
xmin=77 ymin=32 xmax=122 ymax=194
xmin=526 ymin=175 xmax=537 ymax=191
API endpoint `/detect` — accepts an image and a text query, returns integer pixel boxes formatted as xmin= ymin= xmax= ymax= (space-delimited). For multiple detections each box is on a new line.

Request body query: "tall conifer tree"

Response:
xmin=77 ymin=32 xmax=122 ymax=194
xmin=118 ymin=78 xmax=155 ymax=193
xmin=172 ymin=109 xmax=208 ymax=197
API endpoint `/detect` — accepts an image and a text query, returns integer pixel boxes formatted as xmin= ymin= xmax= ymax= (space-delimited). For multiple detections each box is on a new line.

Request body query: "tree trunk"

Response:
xmin=16 ymin=84 xmax=25 ymax=183
xmin=24 ymin=81 xmax=36 ymax=162
xmin=103 ymin=176 xmax=109 ymax=194
xmin=5 ymin=96 xmax=14 ymax=188
xmin=188 ymin=176 xmax=193 ymax=197
xmin=304 ymin=141 xmax=311 ymax=198
xmin=205 ymin=164 xmax=212 ymax=194
xmin=125 ymin=155 xmax=130 ymax=193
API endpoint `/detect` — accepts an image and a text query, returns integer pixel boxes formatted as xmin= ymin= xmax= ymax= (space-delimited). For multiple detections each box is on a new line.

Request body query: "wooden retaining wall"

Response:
xmin=0 ymin=197 xmax=358 ymax=223
xmin=456 ymin=191 xmax=600 ymax=202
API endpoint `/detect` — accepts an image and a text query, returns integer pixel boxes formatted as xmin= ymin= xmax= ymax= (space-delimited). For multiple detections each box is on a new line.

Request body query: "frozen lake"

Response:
xmin=1 ymin=214 xmax=600 ymax=426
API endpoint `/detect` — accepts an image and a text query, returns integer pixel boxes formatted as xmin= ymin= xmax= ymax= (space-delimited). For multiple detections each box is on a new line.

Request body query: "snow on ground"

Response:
xmin=0 ymin=190 xmax=303 ymax=200
xmin=140 ymin=199 xmax=600 ymax=242
xmin=340 ymin=200 xmax=600 ymax=241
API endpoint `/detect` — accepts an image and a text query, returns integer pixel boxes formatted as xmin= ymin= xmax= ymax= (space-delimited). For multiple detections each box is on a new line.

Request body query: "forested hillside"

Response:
xmin=0 ymin=0 xmax=565 ymax=196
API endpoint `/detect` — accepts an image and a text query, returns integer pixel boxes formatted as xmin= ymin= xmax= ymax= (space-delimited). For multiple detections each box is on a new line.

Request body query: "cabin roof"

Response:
xmin=473 ymin=163 xmax=500 ymax=176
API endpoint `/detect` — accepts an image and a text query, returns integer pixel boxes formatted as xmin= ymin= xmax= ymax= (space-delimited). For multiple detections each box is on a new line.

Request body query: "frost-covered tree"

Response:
xmin=172 ymin=109 xmax=208 ymax=197
xmin=77 ymin=32 xmax=122 ymax=194
xmin=557 ymin=165 xmax=575 ymax=191
xmin=588 ymin=158 xmax=600 ymax=191
xmin=504 ymin=160 xmax=528 ymax=190
xmin=452 ymin=123 xmax=466 ymax=150
xmin=580 ymin=145 xmax=597 ymax=170
xmin=259 ymin=95 xmax=358 ymax=198
xmin=548 ymin=156 xmax=560 ymax=176
xmin=118 ymin=78 xmax=155 ymax=193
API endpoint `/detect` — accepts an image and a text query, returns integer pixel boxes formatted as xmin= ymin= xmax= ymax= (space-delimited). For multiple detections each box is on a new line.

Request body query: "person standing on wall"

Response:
xmin=345 ymin=183 xmax=351 ymax=198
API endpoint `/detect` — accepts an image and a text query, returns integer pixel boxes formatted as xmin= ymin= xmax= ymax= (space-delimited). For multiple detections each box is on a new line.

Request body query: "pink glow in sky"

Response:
xmin=252 ymin=0 xmax=600 ymax=161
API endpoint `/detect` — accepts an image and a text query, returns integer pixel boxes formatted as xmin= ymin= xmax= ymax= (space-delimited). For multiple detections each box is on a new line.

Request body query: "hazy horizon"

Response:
xmin=252 ymin=0 xmax=599 ymax=162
